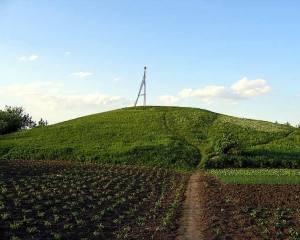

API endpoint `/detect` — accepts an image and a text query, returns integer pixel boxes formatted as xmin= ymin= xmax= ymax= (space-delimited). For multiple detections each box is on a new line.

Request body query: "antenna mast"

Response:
xmin=134 ymin=66 xmax=147 ymax=106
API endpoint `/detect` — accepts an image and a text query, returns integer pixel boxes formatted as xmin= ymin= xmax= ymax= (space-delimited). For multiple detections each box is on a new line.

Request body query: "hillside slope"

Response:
xmin=0 ymin=106 xmax=299 ymax=170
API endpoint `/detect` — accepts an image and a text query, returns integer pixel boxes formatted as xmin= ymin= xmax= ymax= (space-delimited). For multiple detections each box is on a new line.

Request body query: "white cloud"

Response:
xmin=159 ymin=77 xmax=273 ymax=106
xmin=296 ymin=93 xmax=300 ymax=98
xmin=0 ymin=82 xmax=129 ymax=111
xmin=230 ymin=77 xmax=272 ymax=98
xmin=179 ymin=77 xmax=272 ymax=102
xmin=28 ymin=55 xmax=38 ymax=60
xmin=158 ymin=95 xmax=181 ymax=105
xmin=70 ymin=72 xmax=92 ymax=78
xmin=18 ymin=55 xmax=38 ymax=61
xmin=203 ymin=99 xmax=214 ymax=105
xmin=187 ymin=85 xmax=229 ymax=99
xmin=178 ymin=88 xmax=193 ymax=98
xmin=231 ymin=77 xmax=266 ymax=91
xmin=65 ymin=52 xmax=71 ymax=55
xmin=113 ymin=78 xmax=121 ymax=82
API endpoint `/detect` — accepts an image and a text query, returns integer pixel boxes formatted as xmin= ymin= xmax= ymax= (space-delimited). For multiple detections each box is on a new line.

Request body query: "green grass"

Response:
xmin=0 ymin=106 xmax=299 ymax=170
xmin=207 ymin=169 xmax=300 ymax=184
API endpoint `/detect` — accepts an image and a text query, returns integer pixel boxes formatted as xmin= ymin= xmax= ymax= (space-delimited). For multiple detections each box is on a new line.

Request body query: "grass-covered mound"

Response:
xmin=0 ymin=106 xmax=299 ymax=170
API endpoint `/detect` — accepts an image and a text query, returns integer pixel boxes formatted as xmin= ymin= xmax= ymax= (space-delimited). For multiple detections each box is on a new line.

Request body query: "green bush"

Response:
xmin=0 ymin=106 xmax=40 ymax=135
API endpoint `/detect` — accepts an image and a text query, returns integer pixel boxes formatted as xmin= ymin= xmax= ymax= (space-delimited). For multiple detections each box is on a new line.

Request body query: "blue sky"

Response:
xmin=0 ymin=0 xmax=299 ymax=125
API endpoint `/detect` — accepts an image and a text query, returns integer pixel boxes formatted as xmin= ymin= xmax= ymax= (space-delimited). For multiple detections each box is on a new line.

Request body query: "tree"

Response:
xmin=38 ymin=118 xmax=48 ymax=127
xmin=0 ymin=106 xmax=45 ymax=135
xmin=285 ymin=121 xmax=291 ymax=126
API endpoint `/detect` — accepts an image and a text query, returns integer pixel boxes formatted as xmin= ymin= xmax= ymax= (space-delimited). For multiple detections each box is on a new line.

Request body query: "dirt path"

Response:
xmin=176 ymin=170 xmax=202 ymax=240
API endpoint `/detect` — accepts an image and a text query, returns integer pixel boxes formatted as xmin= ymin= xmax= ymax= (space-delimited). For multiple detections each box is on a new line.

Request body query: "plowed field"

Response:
xmin=2 ymin=160 xmax=300 ymax=239
xmin=0 ymin=160 xmax=189 ymax=240
xmin=199 ymin=173 xmax=300 ymax=239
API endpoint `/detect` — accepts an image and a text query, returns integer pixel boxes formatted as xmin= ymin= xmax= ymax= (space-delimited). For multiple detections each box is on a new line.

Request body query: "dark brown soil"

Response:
xmin=199 ymin=173 xmax=300 ymax=239
xmin=3 ymin=160 xmax=300 ymax=239
xmin=0 ymin=160 xmax=189 ymax=240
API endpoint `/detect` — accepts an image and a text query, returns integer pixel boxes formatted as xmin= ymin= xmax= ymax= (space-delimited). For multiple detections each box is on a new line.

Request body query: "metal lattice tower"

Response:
xmin=134 ymin=66 xmax=147 ymax=107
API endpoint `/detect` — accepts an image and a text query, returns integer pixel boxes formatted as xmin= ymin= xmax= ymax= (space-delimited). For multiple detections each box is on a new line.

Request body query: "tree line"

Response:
xmin=0 ymin=106 xmax=48 ymax=135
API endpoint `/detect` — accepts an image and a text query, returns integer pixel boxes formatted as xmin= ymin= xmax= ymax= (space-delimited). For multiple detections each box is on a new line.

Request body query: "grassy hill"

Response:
xmin=0 ymin=106 xmax=299 ymax=171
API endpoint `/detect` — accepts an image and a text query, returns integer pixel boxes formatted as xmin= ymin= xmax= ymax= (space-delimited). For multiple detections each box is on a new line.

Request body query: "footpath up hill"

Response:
xmin=0 ymin=106 xmax=299 ymax=171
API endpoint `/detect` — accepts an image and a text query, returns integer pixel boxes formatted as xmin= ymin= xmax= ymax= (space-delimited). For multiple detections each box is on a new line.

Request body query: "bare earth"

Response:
xmin=177 ymin=170 xmax=202 ymax=240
